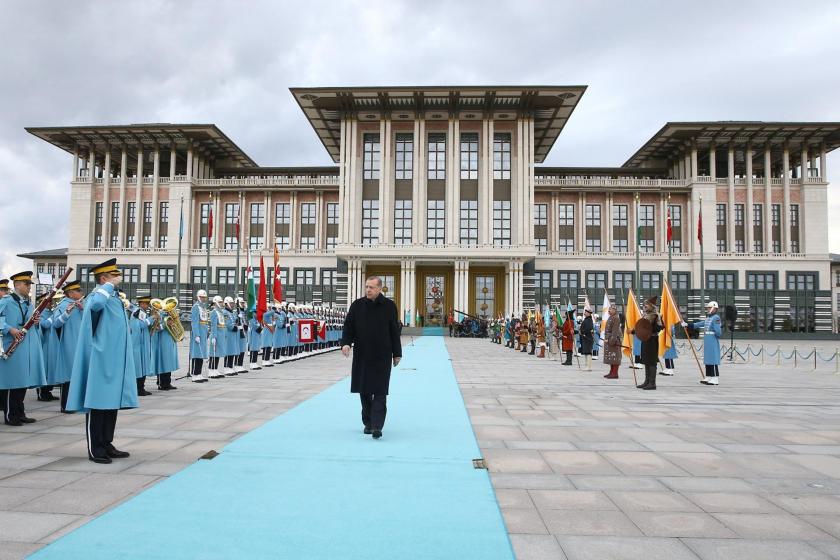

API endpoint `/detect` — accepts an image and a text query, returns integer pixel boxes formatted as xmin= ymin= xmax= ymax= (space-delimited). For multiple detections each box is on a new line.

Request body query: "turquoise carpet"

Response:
xmin=29 ymin=336 xmax=513 ymax=560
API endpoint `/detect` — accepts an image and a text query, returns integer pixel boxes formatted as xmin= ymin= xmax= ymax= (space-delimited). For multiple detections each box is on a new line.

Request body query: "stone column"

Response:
xmin=820 ymin=143 xmax=827 ymax=180
xmin=289 ymin=191 xmax=299 ymax=250
xmin=550 ymin=192 xmax=559 ymax=253
xmin=169 ymin=145 xmax=177 ymax=178
xmin=709 ymin=143 xmax=716 ymax=179
xmin=134 ymin=147 xmax=144 ymax=245
xmin=72 ymin=146 xmax=79 ymax=179
xmin=416 ymin=118 xmax=427 ymax=244
xmin=102 ymin=148 xmax=112 ymax=245
xmin=263 ymin=191 xmax=272 ymax=250
xmin=659 ymin=193 xmax=667 ymax=252
xmin=448 ymin=118 xmax=461 ymax=244
xmin=690 ymin=144 xmax=698 ymax=179
xmin=379 ymin=117 xmax=394 ymax=244
xmin=315 ymin=190 xmax=324 ymax=250
xmin=745 ymin=144 xmax=754 ymax=252
xmin=118 ymin=147 xmax=127 ymax=247
xmin=411 ymin=119 xmax=422 ymax=245
xmin=151 ymin=146 xmax=161 ymax=247
xmin=186 ymin=145 xmax=194 ymax=180
xmin=763 ymin=145 xmax=772 ymax=252
xmin=727 ymin=144 xmax=735 ymax=251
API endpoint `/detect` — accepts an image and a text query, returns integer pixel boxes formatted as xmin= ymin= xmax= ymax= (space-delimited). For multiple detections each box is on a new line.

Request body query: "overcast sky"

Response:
xmin=1 ymin=0 xmax=839 ymax=278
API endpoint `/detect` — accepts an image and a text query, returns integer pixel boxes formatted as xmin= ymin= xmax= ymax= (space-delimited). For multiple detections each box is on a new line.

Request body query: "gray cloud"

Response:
xmin=2 ymin=0 xmax=839 ymax=276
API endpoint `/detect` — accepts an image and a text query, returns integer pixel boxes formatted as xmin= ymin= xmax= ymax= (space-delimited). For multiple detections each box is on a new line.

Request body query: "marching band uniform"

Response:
xmin=129 ymin=297 xmax=154 ymax=396
xmin=52 ymin=280 xmax=86 ymax=409
xmin=189 ymin=291 xmax=209 ymax=382
xmin=0 ymin=272 xmax=46 ymax=426
xmin=65 ymin=259 xmax=136 ymax=463
xmin=261 ymin=306 xmax=275 ymax=366
xmin=235 ymin=298 xmax=248 ymax=373
xmin=207 ymin=296 xmax=227 ymax=379
xmin=689 ymin=301 xmax=722 ymax=385
xmin=154 ymin=301 xmax=180 ymax=389
xmin=35 ymin=292 xmax=61 ymax=402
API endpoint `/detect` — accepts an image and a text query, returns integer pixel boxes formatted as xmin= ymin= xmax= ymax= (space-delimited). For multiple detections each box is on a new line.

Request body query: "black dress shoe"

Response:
xmin=106 ymin=445 xmax=130 ymax=459
xmin=372 ymin=429 xmax=382 ymax=439
xmin=20 ymin=417 xmax=36 ymax=424
xmin=4 ymin=420 xmax=23 ymax=427
xmin=89 ymin=456 xmax=112 ymax=464
xmin=138 ymin=389 xmax=153 ymax=396
xmin=363 ymin=426 xmax=372 ymax=435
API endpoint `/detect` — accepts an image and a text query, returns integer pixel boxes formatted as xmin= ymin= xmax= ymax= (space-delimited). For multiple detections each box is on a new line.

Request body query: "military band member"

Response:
xmin=0 ymin=272 xmax=47 ymax=425
xmin=261 ymin=303 xmax=275 ymax=367
xmin=190 ymin=290 xmax=209 ymax=383
xmin=130 ymin=296 xmax=154 ymax=396
xmin=0 ymin=278 xmax=9 ymax=298
xmin=36 ymin=292 xmax=61 ymax=402
xmin=686 ymin=301 xmax=722 ymax=386
xmin=248 ymin=309 xmax=263 ymax=370
xmin=208 ymin=296 xmax=227 ymax=379
xmin=65 ymin=259 xmax=136 ymax=463
xmin=154 ymin=297 xmax=180 ymax=390
xmin=52 ymin=279 xmax=86 ymax=410
xmin=222 ymin=297 xmax=238 ymax=376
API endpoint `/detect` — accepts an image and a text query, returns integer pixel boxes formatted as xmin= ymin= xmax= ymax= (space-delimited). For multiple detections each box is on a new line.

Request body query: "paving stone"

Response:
xmin=713 ymin=512 xmax=836 ymax=540
xmin=601 ymin=452 xmax=689 ymax=476
xmin=494 ymin=489 xmax=535 ymax=509
xmin=557 ymin=536 xmax=699 ymax=560
xmin=500 ymin=508 xmax=549 ymax=534
xmin=626 ymin=510 xmax=736 ymax=538
xmin=508 ymin=534 xmax=566 ymax=559
xmin=767 ymin=494 xmax=840 ymax=515
xmin=0 ymin=541 xmax=42 ymax=560
xmin=529 ymin=490 xmax=617 ymax=511
xmin=683 ymin=492 xmax=782 ymax=513
xmin=801 ymin=515 xmax=840 ymax=539
xmin=483 ymin=449 xmax=554 ymax=474
xmin=0 ymin=511 xmax=81 ymax=543
xmin=569 ymin=475 xmax=667 ymax=492
xmin=490 ymin=473 xmax=575 ymax=490
xmin=683 ymin=538 xmax=832 ymax=560
xmin=542 ymin=451 xmax=621 ymax=475
xmin=606 ymin=490 xmax=701 ymax=512
xmin=540 ymin=509 xmax=642 ymax=537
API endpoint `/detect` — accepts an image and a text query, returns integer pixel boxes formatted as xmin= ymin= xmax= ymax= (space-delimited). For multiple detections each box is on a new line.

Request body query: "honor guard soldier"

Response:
xmin=37 ymin=290 xmax=64 ymax=402
xmin=247 ymin=306 xmax=263 ymax=370
xmin=189 ymin=290 xmax=209 ymax=383
xmin=153 ymin=298 xmax=180 ymax=390
xmin=234 ymin=297 xmax=248 ymax=373
xmin=0 ymin=271 xmax=47 ymax=426
xmin=685 ymin=301 xmax=722 ymax=385
xmin=65 ymin=259 xmax=137 ymax=463
xmin=222 ymin=297 xmax=238 ymax=376
xmin=273 ymin=302 xmax=287 ymax=363
xmin=130 ymin=296 xmax=154 ymax=396
xmin=207 ymin=296 xmax=227 ymax=379
xmin=260 ymin=303 xmax=275 ymax=367
xmin=0 ymin=272 xmax=47 ymax=425
xmin=52 ymin=279 xmax=86 ymax=410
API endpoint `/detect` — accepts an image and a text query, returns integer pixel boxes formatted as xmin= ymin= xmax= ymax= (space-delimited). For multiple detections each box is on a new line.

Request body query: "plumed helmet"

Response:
xmin=706 ymin=300 xmax=719 ymax=309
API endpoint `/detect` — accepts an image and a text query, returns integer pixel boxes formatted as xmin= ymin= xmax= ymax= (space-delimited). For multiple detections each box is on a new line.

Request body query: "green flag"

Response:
xmin=246 ymin=248 xmax=257 ymax=320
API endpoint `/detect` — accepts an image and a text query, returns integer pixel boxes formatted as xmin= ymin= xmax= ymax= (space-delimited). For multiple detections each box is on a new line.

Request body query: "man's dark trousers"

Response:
xmin=360 ymin=394 xmax=387 ymax=429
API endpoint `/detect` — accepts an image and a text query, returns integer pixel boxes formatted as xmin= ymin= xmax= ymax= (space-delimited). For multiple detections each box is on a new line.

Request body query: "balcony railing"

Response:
xmin=194 ymin=176 xmax=340 ymax=187
xmin=534 ymin=177 xmax=688 ymax=188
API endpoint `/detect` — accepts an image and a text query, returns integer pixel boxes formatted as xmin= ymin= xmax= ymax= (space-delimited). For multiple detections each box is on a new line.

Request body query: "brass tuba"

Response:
xmin=161 ymin=297 xmax=185 ymax=342
xmin=149 ymin=298 xmax=164 ymax=333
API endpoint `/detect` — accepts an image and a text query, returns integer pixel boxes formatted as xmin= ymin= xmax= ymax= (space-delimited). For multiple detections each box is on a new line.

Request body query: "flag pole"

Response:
xmin=667 ymin=192 xmax=672 ymax=286
xmin=698 ymin=194 xmax=705 ymax=313
xmin=176 ymin=195 xmax=183 ymax=300
xmin=234 ymin=194 xmax=242 ymax=299
xmin=205 ymin=193 xmax=212 ymax=303
xmin=635 ymin=192 xmax=641 ymax=294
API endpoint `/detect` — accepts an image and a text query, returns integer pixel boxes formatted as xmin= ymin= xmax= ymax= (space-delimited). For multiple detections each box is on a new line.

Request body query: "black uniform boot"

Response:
xmin=636 ymin=367 xmax=650 ymax=389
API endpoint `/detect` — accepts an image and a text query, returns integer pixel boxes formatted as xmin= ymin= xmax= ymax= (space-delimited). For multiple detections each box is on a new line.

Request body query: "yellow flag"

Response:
xmin=622 ymin=288 xmax=641 ymax=358
xmin=658 ymin=281 xmax=682 ymax=358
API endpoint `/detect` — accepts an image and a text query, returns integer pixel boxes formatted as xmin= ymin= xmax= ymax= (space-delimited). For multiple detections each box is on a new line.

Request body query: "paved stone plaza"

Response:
xmin=0 ymin=336 xmax=839 ymax=559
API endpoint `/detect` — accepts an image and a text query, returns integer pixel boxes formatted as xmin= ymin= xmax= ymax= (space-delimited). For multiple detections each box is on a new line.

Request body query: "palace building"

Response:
xmin=25 ymin=85 xmax=840 ymax=332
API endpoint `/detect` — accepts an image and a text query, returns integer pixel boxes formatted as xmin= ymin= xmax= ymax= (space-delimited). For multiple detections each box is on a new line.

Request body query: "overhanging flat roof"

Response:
xmin=26 ymin=124 xmax=257 ymax=167
xmin=17 ymin=247 xmax=68 ymax=259
xmin=624 ymin=121 xmax=840 ymax=167
xmin=290 ymin=85 xmax=587 ymax=164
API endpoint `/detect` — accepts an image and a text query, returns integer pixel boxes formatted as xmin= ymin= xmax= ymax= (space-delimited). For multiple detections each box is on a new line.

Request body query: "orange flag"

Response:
xmin=622 ymin=288 xmax=641 ymax=359
xmin=658 ymin=281 xmax=682 ymax=358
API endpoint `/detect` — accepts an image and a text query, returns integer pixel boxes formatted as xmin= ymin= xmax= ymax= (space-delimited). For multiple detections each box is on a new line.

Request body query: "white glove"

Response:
xmin=211 ymin=337 xmax=217 ymax=345
xmin=194 ymin=336 xmax=201 ymax=343
xmin=680 ymin=322 xmax=688 ymax=327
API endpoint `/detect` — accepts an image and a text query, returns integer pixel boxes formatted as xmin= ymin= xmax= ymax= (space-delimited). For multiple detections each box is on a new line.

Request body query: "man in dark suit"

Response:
xmin=341 ymin=276 xmax=402 ymax=440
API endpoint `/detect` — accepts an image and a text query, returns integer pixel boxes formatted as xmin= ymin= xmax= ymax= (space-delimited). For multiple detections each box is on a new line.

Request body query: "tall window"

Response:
xmin=427 ymin=200 xmax=445 ymax=244
xmin=295 ymin=269 xmax=315 ymax=286
xmin=191 ymin=268 xmax=207 ymax=285
xmin=224 ymin=203 xmax=239 ymax=249
xmin=716 ymin=203 xmax=727 ymax=253
xmin=249 ymin=202 xmax=265 ymax=250
xmin=111 ymin=201 xmax=120 ymax=224
xmin=558 ymin=203 xmax=574 ymax=252
xmin=95 ymin=202 xmax=103 ymax=224
xmin=427 ymin=134 xmax=446 ymax=179
xmin=613 ymin=204 xmax=628 ymax=252
xmin=771 ymin=204 xmax=780 ymax=226
xmin=126 ymin=234 xmax=135 ymax=249
xmin=669 ymin=272 xmax=689 ymax=290
xmin=217 ymin=268 xmax=236 ymax=285
xmin=459 ymin=200 xmax=478 ymax=244
xmin=300 ymin=202 xmax=316 ymax=250
xmin=747 ymin=273 xmax=776 ymax=290
xmin=128 ymin=202 xmax=136 ymax=225
xmin=94 ymin=234 xmax=102 ymax=248
xmin=492 ymin=200 xmax=512 ymax=246
xmin=159 ymin=201 xmax=169 ymax=249
xmin=142 ymin=234 xmax=151 ymax=249
xmin=149 ymin=267 xmax=175 ymax=284
xmin=790 ymin=204 xmax=800 ymax=254
xmin=669 ymin=204 xmax=682 ymax=252
xmin=121 ymin=266 xmax=139 ymax=283
xmin=586 ymin=272 xmax=607 ymax=290
xmin=534 ymin=271 xmax=551 ymax=306
xmin=326 ymin=202 xmax=339 ymax=249
xmin=707 ymin=271 xmax=736 ymax=290
xmin=641 ymin=272 xmax=661 ymax=290
xmin=638 ymin=204 xmax=654 ymax=253
xmin=460 ymin=133 xmax=478 ymax=180
xmin=753 ymin=204 xmax=762 ymax=226
xmin=734 ymin=204 xmax=744 ymax=226
xmin=143 ymin=202 xmax=153 ymax=224
xmin=614 ymin=272 xmax=634 ymax=290
xmin=787 ymin=272 xmax=816 ymax=291
xmin=533 ymin=203 xmax=547 ymax=251
xmin=363 ymin=134 xmax=380 ymax=180
xmin=110 ymin=234 xmax=119 ymax=248
xmin=362 ymin=199 xmax=379 ymax=245
xmin=395 ymin=134 xmax=413 ymax=180
xmin=558 ymin=271 xmax=579 ymax=290
xmin=321 ymin=269 xmax=337 ymax=286
xmin=160 ymin=201 xmax=169 ymax=223
xmin=275 ymin=202 xmax=291 ymax=250
xmin=493 ymin=133 xmax=511 ymax=180
xmin=585 ymin=204 xmax=601 ymax=252
xmin=199 ymin=202 xmax=211 ymax=249
xmin=394 ymin=200 xmax=412 ymax=244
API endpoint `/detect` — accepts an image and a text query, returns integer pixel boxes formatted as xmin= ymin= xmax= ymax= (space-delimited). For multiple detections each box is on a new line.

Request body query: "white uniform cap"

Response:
xmin=706 ymin=301 xmax=719 ymax=309
xmin=196 ymin=289 xmax=208 ymax=298
xmin=212 ymin=295 xmax=223 ymax=304
xmin=224 ymin=296 xmax=234 ymax=304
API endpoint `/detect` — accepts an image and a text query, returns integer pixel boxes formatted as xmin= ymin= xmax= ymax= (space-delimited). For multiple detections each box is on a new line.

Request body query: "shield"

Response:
xmin=634 ymin=317 xmax=653 ymax=342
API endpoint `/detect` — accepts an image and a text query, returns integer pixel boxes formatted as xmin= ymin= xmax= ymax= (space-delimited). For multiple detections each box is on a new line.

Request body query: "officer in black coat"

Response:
xmin=341 ymin=276 xmax=402 ymax=439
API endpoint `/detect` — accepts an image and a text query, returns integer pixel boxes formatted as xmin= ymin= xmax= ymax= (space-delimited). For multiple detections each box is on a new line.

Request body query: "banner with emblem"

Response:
xmin=298 ymin=318 xmax=316 ymax=343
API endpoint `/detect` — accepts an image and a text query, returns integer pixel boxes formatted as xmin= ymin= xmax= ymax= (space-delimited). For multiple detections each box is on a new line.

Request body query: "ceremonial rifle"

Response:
xmin=1 ymin=267 xmax=73 ymax=360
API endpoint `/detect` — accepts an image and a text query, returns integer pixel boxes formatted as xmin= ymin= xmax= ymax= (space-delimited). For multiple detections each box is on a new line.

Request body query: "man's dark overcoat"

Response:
xmin=341 ymin=294 xmax=402 ymax=395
